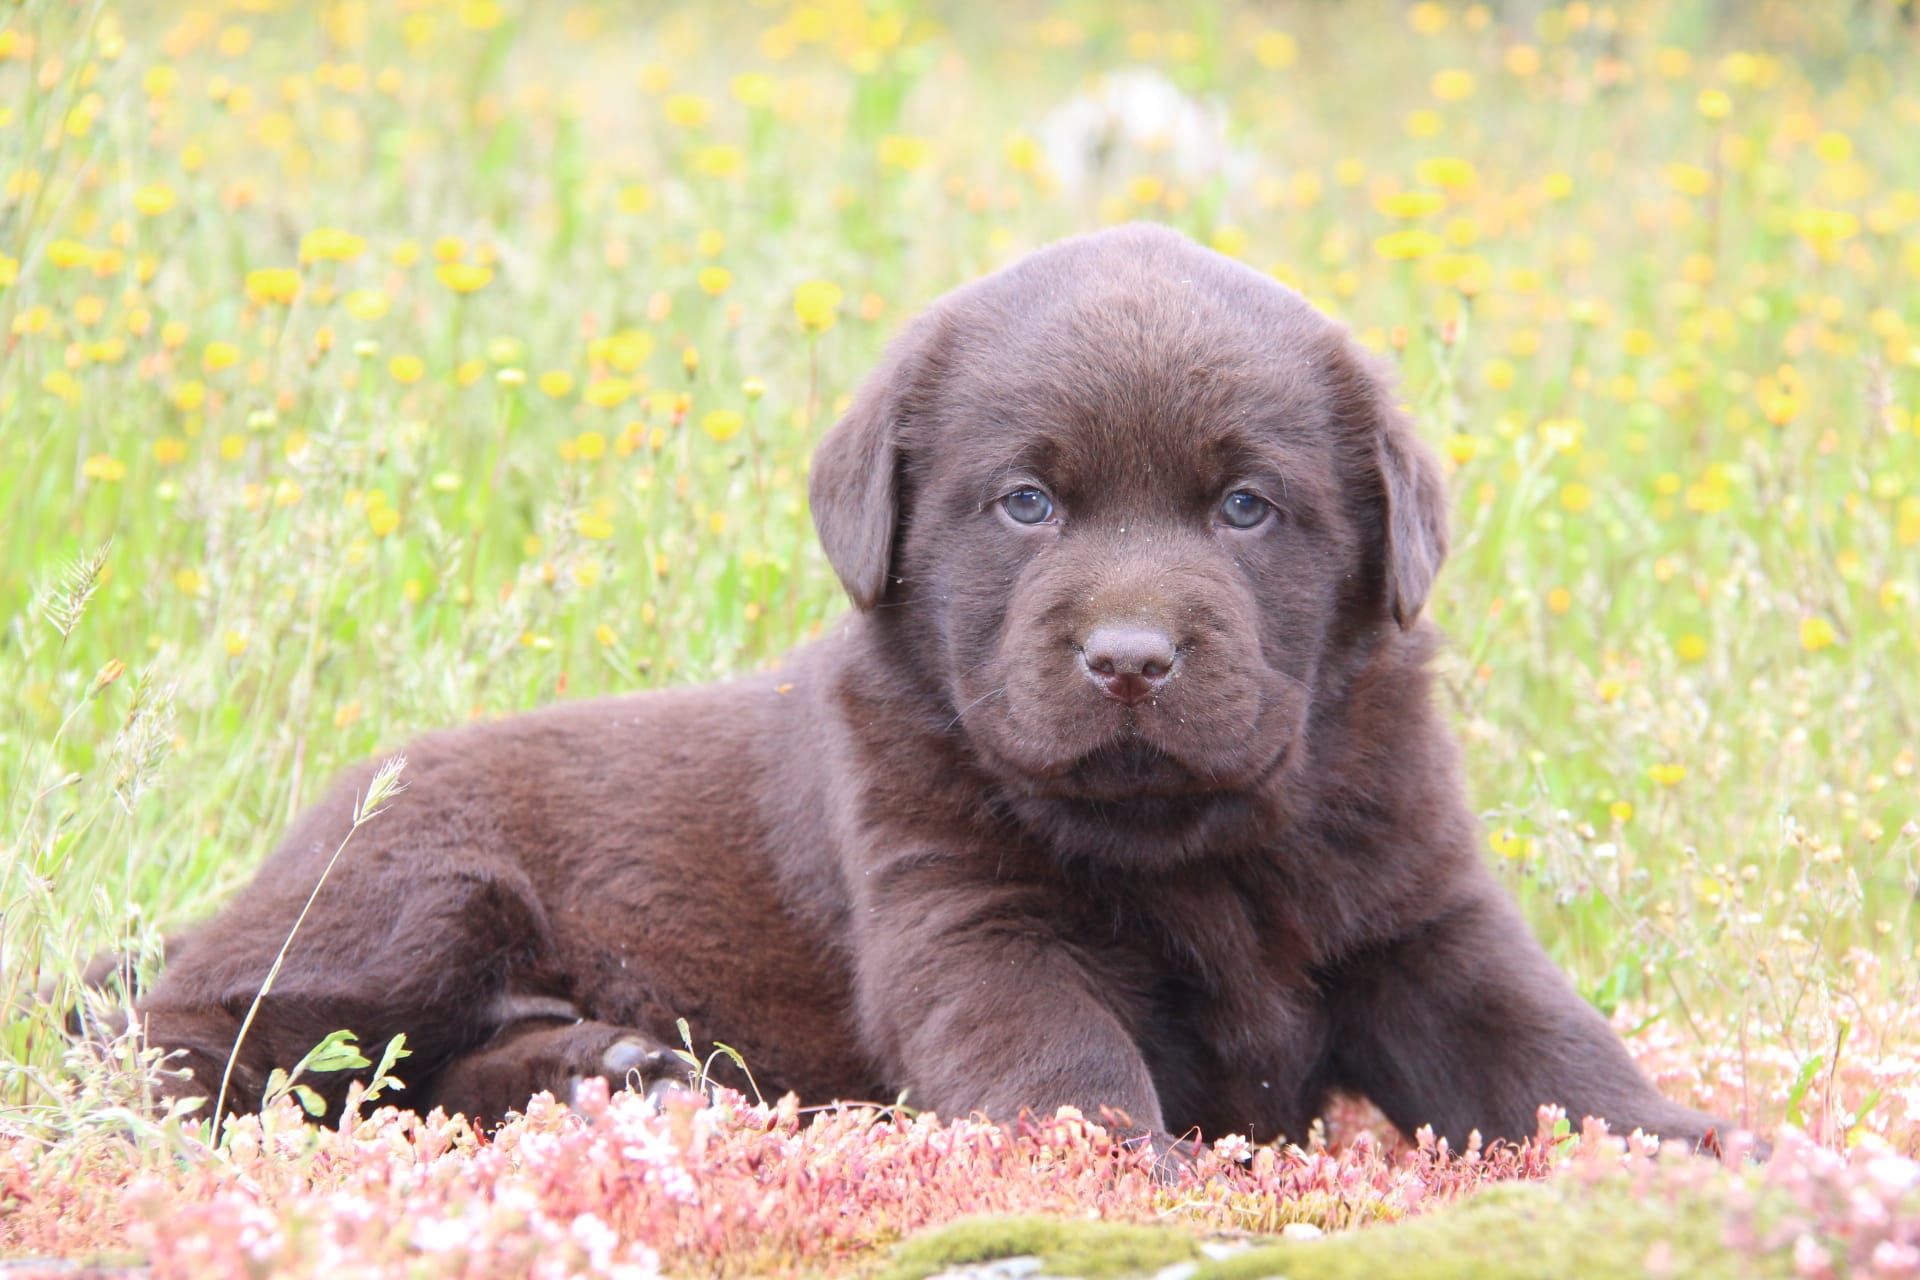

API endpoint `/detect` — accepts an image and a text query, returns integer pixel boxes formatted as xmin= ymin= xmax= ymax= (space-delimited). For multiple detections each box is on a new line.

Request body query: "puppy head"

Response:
xmin=810 ymin=225 xmax=1447 ymax=864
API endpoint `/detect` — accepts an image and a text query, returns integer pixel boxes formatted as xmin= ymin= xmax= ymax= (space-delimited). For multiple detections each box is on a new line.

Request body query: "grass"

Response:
xmin=2 ymin=0 xmax=1918 ymax=1273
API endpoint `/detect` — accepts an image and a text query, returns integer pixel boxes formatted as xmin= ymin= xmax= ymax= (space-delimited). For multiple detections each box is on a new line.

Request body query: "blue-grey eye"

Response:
xmin=1002 ymin=488 xmax=1054 ymax=525
xmin=1219 ymin=490 xmax=1271 ymax=529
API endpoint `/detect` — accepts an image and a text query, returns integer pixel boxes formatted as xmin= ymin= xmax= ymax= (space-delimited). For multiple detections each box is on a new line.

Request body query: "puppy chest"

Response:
xmin=1130 ymin=969 xmax=1330 ymax=1143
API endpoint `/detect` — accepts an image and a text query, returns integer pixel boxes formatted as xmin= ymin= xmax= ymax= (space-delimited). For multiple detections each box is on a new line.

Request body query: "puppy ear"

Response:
xmin=1375 ymin=411 xmax=1449 ymax=628
xmin=1331 ymin=338 xmax=1450 ymax=629
xmin=809 ymin=315 xmax=941 ymax=610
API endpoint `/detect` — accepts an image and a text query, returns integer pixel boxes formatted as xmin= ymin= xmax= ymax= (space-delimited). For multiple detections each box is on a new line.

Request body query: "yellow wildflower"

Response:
xmin=664 ymin=93 xmax=711 ymax=127
xmin=1372 ymin=229 xmax=1443 ymax=261
xmin=878 ymin=135 xmax=933 ymax=170
xmin=459 ymin=0 xmax=504 ymax=30
xmin=244 ymin=267 xmax=300 ymax=305
xmin=689 ymin=145 xmax=745 ymax=179
xmin=582 ymin=379 xmax=631 ymax=410
xmin=1376 ymin=190 xmax=1446 ymax=219
xmin=1430 ymin=69 xmax=1475 ymax=101
xmin=1254 ymin=31 xmax=1297 ymax=68
xmin=300 ymin=227 xmax=367 ymax=263
xmin=48 ymin=239 xmax=96 ymax=270
xmin=731 ymin=73 xmax=776 ymax=108
xmin=133 ymin=183 xmax=176 ymax=216
xmin=436 ymin=262 xmax=493 ymax=293
xmin=703 ymin=409 xmax=743 ymax=442
xmin=1415 ymin=157 xmax=1476 ymax=189
xmin=793 ymin=280 xmax=843 ymax=333
xmin=344 ymin=289 xmax=389 ymax=321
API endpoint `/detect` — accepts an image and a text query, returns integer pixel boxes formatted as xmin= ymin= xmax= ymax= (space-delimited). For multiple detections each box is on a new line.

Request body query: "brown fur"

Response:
xmin=125 ymin=225 xmax=1726 ymax=1154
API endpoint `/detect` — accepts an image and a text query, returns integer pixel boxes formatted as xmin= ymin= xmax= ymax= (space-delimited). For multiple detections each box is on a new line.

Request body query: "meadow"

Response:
xmin=1 ymin=0 xmax=1918 ymax=1274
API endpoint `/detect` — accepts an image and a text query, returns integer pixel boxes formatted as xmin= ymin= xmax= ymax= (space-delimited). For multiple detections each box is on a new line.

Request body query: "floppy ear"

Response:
xmin=1331 ymin=339 xmax=1450 ymax=629
xmin=809 ymin=314 xmax=941 ymax=610
xmin=1374 ymin=410 xmax=1450 ymax=628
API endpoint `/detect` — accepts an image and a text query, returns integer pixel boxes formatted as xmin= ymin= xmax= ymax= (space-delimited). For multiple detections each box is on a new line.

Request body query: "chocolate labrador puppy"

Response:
xmin=124 ymin=224 xmax=1727 ymax=1157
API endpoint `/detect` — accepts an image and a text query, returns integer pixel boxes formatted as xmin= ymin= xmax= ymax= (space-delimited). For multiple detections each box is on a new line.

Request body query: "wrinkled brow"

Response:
xmin=1192 ymin=431 xmax=1346 ymax=520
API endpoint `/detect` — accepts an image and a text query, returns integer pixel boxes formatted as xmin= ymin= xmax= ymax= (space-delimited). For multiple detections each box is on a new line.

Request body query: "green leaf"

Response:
xmin=710 ymin=1040 xmax=764 ymax=1105
xmin=291 ymin=1083 xmax=327 ymax=1117
xmin=1846 ymin=1088 xmax=1884 ymax=1145
xmin=364 ymin=1033 xmax=412 ymax=1102
xmin=297 ymin=1028 xmax=371 ymax=1077
xmin=1785 ymin=1052 xmax=1825 ymax=1129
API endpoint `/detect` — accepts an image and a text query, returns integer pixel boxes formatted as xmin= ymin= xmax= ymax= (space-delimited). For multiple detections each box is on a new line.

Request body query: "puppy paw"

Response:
xmin=589 ymin=1036 xmax=696 ymax=1104
xmin=568 ymin=1028 xmax=698 ymax=1113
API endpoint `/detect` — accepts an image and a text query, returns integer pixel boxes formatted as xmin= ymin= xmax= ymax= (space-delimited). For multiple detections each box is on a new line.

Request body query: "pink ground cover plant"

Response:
xmin=3 ymin=957 xmax=1918 ymax=1277
xmin=3 ymin=1006 xmax=1919 ymax=1280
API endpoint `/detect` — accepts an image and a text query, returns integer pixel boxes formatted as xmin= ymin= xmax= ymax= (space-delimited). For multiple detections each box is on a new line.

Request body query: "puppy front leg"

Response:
xmin=1327 ymin=885 xmax=1730 ymax=1151
xmin=852 ymin=856 xmax=1167 ymax=1142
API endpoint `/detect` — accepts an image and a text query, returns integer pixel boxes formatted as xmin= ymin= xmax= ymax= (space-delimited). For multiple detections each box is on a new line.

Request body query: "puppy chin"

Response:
xmin=996 ymin=775 xmax=1277 ymax=871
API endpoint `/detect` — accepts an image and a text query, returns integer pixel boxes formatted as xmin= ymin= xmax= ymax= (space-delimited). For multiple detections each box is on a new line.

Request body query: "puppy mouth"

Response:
xmin=956 ymin=658 xmax=1305 ymax=801
xmin=977 ymin=693 xmax=1296 ymax=783
xmin=1054 ymin=740 xmax=1196 ymax=799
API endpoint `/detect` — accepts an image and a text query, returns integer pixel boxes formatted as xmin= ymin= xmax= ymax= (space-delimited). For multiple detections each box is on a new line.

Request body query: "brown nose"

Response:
xmin=1080 ymin=625 xmax=1178 ymax=706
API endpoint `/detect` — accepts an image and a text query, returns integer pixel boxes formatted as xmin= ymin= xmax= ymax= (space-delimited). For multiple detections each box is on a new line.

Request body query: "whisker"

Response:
xmin=943 ymin=686 xmax=1007 ymax=732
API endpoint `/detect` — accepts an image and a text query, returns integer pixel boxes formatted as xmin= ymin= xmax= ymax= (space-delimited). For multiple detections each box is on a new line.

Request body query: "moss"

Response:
xmin=1208 ymin=1180 xmax=1796 ymax=1280
xmin=885 ymin=1181 xmax=1796 ymax=1280
xmin=879 ymin=1214 xmax=1200 ymax=1280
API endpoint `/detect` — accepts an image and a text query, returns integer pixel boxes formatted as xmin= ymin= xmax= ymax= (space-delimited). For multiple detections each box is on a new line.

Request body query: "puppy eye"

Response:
xmin=1001 ymin=487 xmax=1056 ymax=525
xmin=1218 ymin=490 xmax=1273 ymax=530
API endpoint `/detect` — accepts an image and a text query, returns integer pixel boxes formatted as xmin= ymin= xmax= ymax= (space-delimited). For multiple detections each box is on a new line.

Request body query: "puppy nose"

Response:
xmin=1079 ymin=625 xmax=1178 ymax=706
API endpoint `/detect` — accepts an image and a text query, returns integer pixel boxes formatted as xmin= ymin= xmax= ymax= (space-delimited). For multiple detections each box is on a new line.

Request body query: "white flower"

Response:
xmin=1211 ymin=1133 xmax=1254 ymax=1164
xmin=1033 ymin=68 xmax=1254 ymax=195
